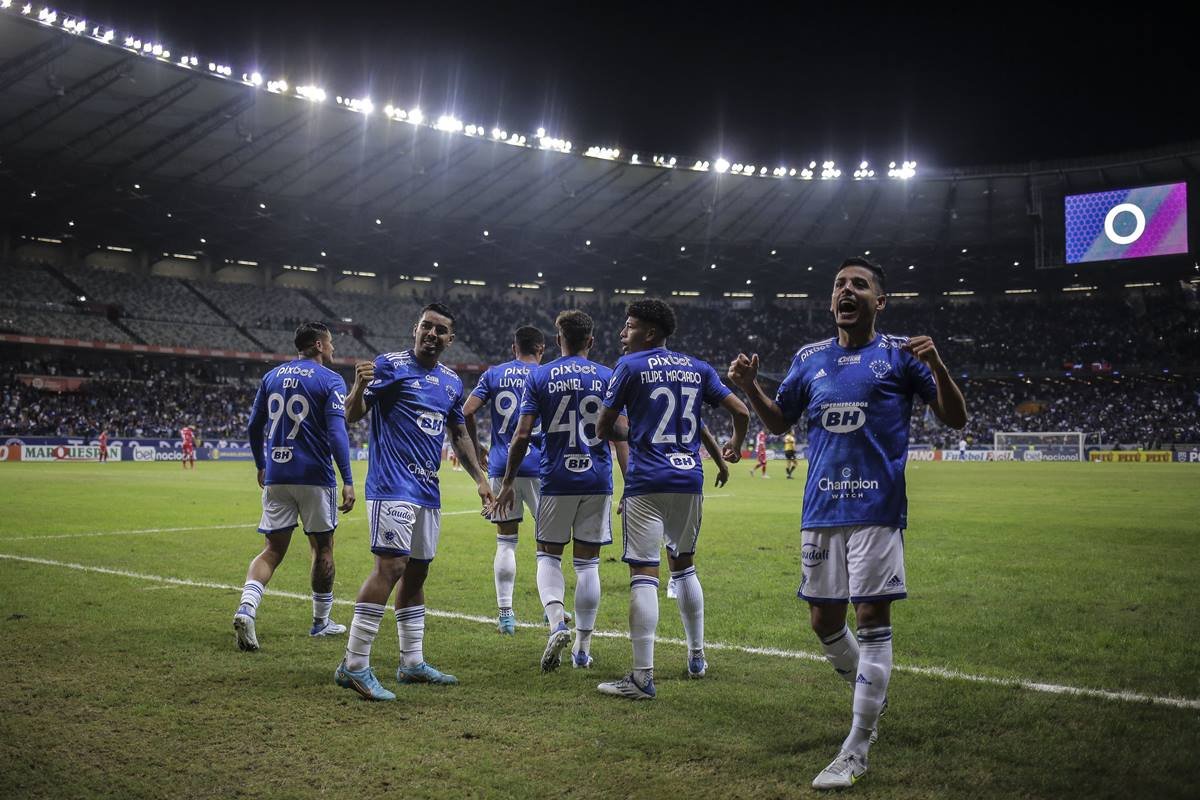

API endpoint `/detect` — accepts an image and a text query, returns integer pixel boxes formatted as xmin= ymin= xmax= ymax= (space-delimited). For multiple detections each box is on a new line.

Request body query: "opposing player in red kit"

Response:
xmin=181 ymin=425 xmax=197 ymax=470
xmin=98 ymin=430 xmax=108 ymax=462
xmin=750 ymin=429 xmax=769 ymax=478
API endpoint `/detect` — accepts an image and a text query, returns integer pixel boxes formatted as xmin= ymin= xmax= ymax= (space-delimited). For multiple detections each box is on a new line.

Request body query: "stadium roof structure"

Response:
xmin=0 ymin=9 xmax=1196 ymax=297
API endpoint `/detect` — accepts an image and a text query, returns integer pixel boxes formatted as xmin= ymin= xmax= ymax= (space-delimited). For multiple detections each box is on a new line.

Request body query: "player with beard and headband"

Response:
xmin=333 ymin=303 xmax=494 ymax=701
xmin=463 ymin=325 xmax=546 ymax=635
xmin=595 ymin=299 xmax=749 ymax=700
xmin=728 ymin=257 xmax=966 ymax=789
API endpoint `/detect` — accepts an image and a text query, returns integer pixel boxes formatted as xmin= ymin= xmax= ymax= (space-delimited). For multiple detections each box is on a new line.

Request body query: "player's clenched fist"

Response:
xmin=353 ymin=360 xmax=375 ymax=386
xmin=903 ymin=336 xmax=944 ymax=369
xmin=727 ymin=353 xmax=759 ymax=390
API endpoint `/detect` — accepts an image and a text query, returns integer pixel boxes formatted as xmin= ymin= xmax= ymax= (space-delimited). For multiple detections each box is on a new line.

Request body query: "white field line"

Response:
xmin=1 ymin=552 xmax=1197 ymax=712
xmin=0 ymin=509 xmax=486 ymax=541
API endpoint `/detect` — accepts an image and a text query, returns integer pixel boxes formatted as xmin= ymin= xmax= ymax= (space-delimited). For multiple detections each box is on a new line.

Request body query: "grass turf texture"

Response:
xmin=0 ymin=461 xmax=1197 ymax=799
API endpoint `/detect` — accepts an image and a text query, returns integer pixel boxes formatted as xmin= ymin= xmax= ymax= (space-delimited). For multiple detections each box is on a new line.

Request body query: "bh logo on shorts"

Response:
xmin=418 ymin=412 xmax=445 ymax=436
xmin=821 ymin=404 xmax=866 ymax=433
xmin=802 ymin=542 xmax=829 ymax=568
xmin=565 ymin=454 xmax=593 ymax=473
xmin=271 ymin=447 xmax=293 ymax=463
xmin=668 ymin=453 xmax=697 ymax=470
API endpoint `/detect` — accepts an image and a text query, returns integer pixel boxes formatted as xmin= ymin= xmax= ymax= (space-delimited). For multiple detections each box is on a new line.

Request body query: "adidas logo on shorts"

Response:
xmin=885 ymin=574 xmax=904 ymax=589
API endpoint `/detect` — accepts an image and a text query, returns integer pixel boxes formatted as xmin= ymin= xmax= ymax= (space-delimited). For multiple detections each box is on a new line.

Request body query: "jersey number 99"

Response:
xmin=267 ymin=393 xmax=310 ymax=439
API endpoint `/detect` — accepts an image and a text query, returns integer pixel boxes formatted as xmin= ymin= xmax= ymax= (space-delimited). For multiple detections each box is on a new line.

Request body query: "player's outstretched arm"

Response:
xmin=700 ymin=425 xmax=730 ymax=487
xmin=345 ymin=361 xmax=374 ymax=424
xmin=720 ymin=393 xmax=750 ymax=462
xmin=448 ymin=418 xmax=495 ymax=507
xmin=596 ymin=407 xmax=629 ymax=442
xmin=905 ymin=336 xmax=968 ymax=429
xmin=492 ymin=413 xmax=535 ymax=517
xmin=462 ymin=395 xmax=486 ymax=464
xmin=728 ymin=353 xmax=789 ymax=435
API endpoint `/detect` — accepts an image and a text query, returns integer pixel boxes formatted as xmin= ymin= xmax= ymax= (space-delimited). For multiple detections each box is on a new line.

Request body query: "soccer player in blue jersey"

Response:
xmin=595 ymin=299 xmax=749 ymax=700
xmin=463 ymin=326 xmax=545 ymax=634
xmin=235 ymin=322 xmax=356 ymax=651
xmin=491 ymin=310 xmax=629 ymax=671
xmin=728 ymin=257 xmax=966 ymax=789
xmin=333 ymin=303 xmax=494 ymax=701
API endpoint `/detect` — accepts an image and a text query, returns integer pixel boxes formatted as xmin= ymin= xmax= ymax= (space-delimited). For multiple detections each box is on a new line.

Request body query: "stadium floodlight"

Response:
xmin=1013 ymin=261 xmax=1020 ymax=266
xmin=436 ymin=114 xmax=464 ymax=132
xmin=679 ymin=245 xmax=686 ymax=252
xmin=465 ymin=124 xmax=477 ymax=135
xmin=482 ymin=230 xmax=489 ymax=237
xmin=407 ymin=107 xmax=424 ymax=124
xmin=630 ymin=154 xmax=639 ymax=164
xmin=433 ymin=261 xmax=439 ymax=267
xmin=537 ymin=127 xmax=546 ymax=138
xmin=267 ymin=79 xmax=288 ymax=93
xmin=908 ymin=264 xmax=915 ymax=270
xmin=259 ymin=202 xmax=267 ymax=209
xmin=245 ymin=72 xmax=263 ymax=86
xmin=28 ymin=190 xmax=36 ymax=198
xmin=20 ymin=3 xmax=30 ymax=13
xmin=714 ymin=158 xmax=730 ymax=173
xmin=584 ymin=240 xmax=591 ymax=246
xmin=710 ymin=263 xmax=716 ymax=269
xmin=746 ymin=279 xmax=752 ymax=285
xmin=296 ymin=85 xmax=326 ymax=102
xmin=961 ymin=248 xmax=968 ymax=253
xmin=0 ymin=1 xmax=11 ymax=8
xmin=770 ymin=249 xmax=777 ymax=255
xmin=375 ymin=218 xmax=381 ymax=225
xmin=37 ymin=7 xmax=55 ymax=24
xmin=536 ymin=271 xmax=542 ymax=277
xmin=200 ymin=238 xmax=206 ymax=243
xmin=320 ymin=250 xmax=327 ymax=257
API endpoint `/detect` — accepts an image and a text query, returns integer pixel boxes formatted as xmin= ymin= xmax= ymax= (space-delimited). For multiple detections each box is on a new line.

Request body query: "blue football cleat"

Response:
xmin=687 ymin=650 xmax=708 ymax=679
xmin=310 ymin=618 xmax=347 ymax=637
xmin=497 ymin=610 xmax=516 ymax=635
xmin=571 ymin=650 xmax=594 ymax=669
xmin=397 ymin=661 xmax=459 ymax=685
xmin=334 ymin=661 xmax=395 ymax=701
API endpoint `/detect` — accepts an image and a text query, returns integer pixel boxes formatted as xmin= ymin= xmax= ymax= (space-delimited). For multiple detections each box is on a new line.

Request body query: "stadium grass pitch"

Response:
xmin=1 ymin=461 xmax=1198 ymax=799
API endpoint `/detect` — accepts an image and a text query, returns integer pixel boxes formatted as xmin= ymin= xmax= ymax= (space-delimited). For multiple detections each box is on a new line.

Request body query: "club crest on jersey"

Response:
xmin=667 ymin=453 xmax=697 ymax=470
xmin=564 ymin=454 xmax=593 ymax=473
xmin=820 ymin=403 xmax=867 ymax=433
xmin=418 ymin=412 xmax=446 ymax=436
xmin=271 ymin=447 xmax=293 ymax=463
xmin=869 ymin=359 xmax=891 ymax=379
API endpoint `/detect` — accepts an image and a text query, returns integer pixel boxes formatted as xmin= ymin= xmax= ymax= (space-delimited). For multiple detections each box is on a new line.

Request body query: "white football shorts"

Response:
xmin=368 ymin=500 xmax=441 ymax=562
xmin=488 ymin=476 xmax=540 ymax=524
xmin=535 ymin=494 xmax=613 ymax=546
xmin=620 ymin=493 xmax=703 ymax=566
xmin=258 ymin=484 xmax=338 ymax=535
xmin=797 ymin=525 xmax=907 ymax=604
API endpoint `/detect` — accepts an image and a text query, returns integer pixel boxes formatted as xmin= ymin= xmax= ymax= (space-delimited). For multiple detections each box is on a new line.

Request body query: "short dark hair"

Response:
xmin=838 ymin=257 xmax=887 ymax=293
xmin=513 ymin=325 xmax=545 ymax=355
xmin=421 ymin=302 xmax=455 ymax=327
xmin=294 ymin=321 xmax=330 ymax=353
xmin=626 ymin=299 xmax=677 ymax=340
xmin=555 ymin=309 xmax=594 ymax=351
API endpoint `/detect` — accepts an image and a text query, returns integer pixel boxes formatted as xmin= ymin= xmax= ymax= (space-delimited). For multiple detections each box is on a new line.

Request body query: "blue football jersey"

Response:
xmin=603 ymin=347 xmax=731 ymax=496
xmin=775 ymin=333 xmax=938 ymax=530
xmin=363 ymin=350 xmax=466 ymax=508
xmin=469 ymin=359 xmax=541 ymax=478
xmin=249 ymin=359 xmax=349 ymax=487
xmin=520 ymin=355 xmax=614 ymax=495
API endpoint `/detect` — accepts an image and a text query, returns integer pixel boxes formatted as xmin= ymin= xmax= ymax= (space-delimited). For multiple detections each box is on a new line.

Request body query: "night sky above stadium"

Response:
xmin=55 ymin=1 xmax=1200 ymax=169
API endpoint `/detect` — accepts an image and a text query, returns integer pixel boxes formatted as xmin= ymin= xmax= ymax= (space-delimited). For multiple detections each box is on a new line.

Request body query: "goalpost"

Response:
xmin=993 ymin=431 xmax=1086 ymax=462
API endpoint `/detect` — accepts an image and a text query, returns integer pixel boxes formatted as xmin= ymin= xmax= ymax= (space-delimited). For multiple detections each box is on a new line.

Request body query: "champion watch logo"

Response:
xmin=813 ymin=368 xmax=828 ymax=380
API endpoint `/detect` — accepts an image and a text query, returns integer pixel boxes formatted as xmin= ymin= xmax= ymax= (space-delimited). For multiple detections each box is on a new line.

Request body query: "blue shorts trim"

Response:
xmin=370 ymin=547 xmax=411 ymax=558
xmin=408 ymin=557 xmax=434 ymax=565
xmin=536 ymin=537 xmax=612 ymax=547
xmin=850 ymin=592 xmax=907 ymax=604
xmin=304 ymin=528 xmax=336 ymax=536
xmin=258 ymin=525 xmax=296 ymax=535
xmin=622 ymin=557 xmax=660 ymax=567
xmin=797 ymin=591 xmax=849 ymax=605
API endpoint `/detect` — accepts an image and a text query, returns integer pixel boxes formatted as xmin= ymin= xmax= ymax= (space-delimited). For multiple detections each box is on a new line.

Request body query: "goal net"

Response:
xmin=993 ymin=431 xmax=1085 ymax=462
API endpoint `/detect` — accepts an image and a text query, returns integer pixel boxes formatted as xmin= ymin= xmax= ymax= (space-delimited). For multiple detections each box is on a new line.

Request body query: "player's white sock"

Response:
xmin=344 ymin=602 xmax=385 ymax=671
xmin=844 ymin=625 xmax=893 ymax=757
xmin=671 ymin=566 xmax=704 ymax=654
xmin=238 ymin=580 xmax=264 ymax=617
xmin=572 ymin=557 xmax=600 ymax=654
xmin=630 ymin=575 xmax=659 ymax=673
xmin=396 ymin=605 xmax=426 ymax=667
xmin=536 ymin=552 xmax=566 ymax=630
xmin=494 ymin=535 xmax=518 ymax=611
xmin=312 ymin=591 xmax=333 ymax=624
xmin=819 ymin=624 xmax=861 ymax=686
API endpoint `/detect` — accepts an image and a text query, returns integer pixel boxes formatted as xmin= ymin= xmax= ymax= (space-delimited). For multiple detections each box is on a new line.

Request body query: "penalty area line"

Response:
xmin=0 ymin=551 xmax=1196 ymax=712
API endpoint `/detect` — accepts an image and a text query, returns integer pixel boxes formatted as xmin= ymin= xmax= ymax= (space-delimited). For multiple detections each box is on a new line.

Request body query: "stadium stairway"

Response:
xmin=182 ymin=281 xmax=268 ymax=351
xmin=41 ymin=264 xmax=147 ymax=344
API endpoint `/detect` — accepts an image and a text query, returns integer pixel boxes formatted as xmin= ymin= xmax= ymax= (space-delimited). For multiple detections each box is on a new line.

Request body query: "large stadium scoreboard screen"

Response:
xmin=1064 ymin=182 xmax=1188 ymax=264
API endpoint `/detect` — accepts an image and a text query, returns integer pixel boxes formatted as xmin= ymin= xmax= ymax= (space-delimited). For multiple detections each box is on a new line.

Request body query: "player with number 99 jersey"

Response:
xmin=603 ymin=348 xmax=731 ymax=497
xmin=249 ymin=360 xmax=352 ymax=489
xmin=521 ymin=355 xmax=614 ymax=496
xmin=470 ymin=360 xmax=541 ymax=480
